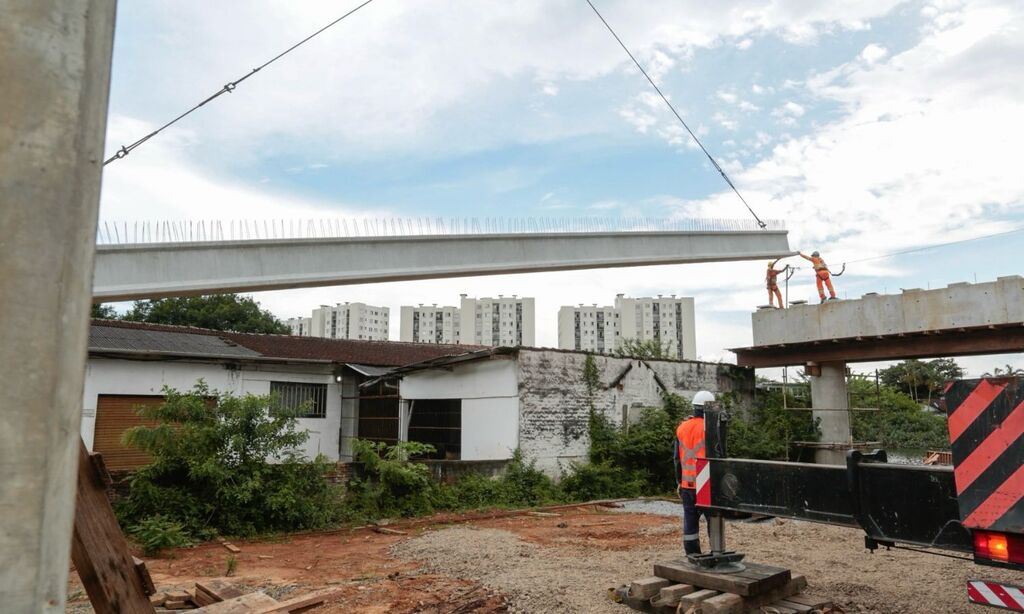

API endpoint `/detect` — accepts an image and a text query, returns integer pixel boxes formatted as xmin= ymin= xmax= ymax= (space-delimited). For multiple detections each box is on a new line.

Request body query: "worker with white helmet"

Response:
xmin=674 ymin=390 xmax=714 ymax=555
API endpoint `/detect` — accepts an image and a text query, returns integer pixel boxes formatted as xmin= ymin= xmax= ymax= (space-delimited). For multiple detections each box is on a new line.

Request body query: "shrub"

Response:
xmin=116 ymin=382 xmax=342 ymax=540
xmin=127 ymin=515 xmax=193 ymax=556
xmin=343 ymin=439 xmax=438 ymax=522
xmin=560 ymin=461 xmax=644 ymax=501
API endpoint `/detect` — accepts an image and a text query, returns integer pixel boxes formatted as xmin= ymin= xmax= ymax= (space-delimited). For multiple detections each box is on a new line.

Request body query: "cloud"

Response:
xmin=107 ymin=0 xmax=909 ymax=159
xmin=670 ymin=0 xmax=1024 ymax=276
xmin=99 ymin=115 xmax=377 ymax=221
xmin=736 ymin=38 xmax=753 ymax=50
xmin=859 ymin=43 xmax=889 ymax=63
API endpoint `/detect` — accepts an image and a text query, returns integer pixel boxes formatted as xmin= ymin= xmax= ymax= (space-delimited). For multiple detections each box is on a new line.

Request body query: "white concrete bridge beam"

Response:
xmin=93 ymin=230 xmax=793 ymax=302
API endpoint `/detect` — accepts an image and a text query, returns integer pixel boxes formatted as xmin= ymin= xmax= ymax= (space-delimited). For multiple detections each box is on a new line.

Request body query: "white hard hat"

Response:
xmin=692 ymin=390 xmax=716 ymax=406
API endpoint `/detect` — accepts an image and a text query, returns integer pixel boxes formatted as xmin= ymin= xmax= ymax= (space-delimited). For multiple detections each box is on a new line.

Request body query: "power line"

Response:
xmin=843 ymin=226 xmax=1024 ymax=265
xmin=104 ymin=0 xmax=378 ymax=166
xmin=583 ymin=0 xmax=767 ymax=229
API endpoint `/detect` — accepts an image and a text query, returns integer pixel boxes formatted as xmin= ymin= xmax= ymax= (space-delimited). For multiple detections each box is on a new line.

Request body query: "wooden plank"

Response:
xmin=630 ymin=577 xmax=671 ymax=600
xmin=193 ymin=590 xmax=218 ymax=607
xmin=654 ymin=583 xmax=694 ymax=605
xmin=763 ymin=604 xmax=798 ymax=614
xmin=133 ymin=557 xmax=156 ymax=596
xmin=774 ymin=599 xmax=813 ymax=613
xmin=679 ymin=589 xmax=720 ymax=610
xmin=652 ymin=561 xmax=791 ymax=597
xmin=71 ymin=440 xmax=156 ymax=614
xmin=195 ymin=579 xmax=245 ymax=601
xmin=222 ymin=542 xmax=242 ymax=553
xmin=193 ymin=592 xmax=280 ymax=614
xmin=256 ymin=588 xmax=345 ymax=613
xmin=702 ymin=592 xmax=744 ymax=614
xmin=739 ymin=574 xmax=807 ymax=611
xmin=781 ymin=593 xmax=831 ymax=609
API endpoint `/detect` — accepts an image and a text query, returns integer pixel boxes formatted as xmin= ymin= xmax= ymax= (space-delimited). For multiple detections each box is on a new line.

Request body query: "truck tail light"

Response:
xmin=974 ymin=530 xmax=1024 ymax=565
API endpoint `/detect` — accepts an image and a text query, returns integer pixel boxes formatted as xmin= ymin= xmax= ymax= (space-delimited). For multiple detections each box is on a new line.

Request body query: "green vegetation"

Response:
xmin=879 ymin=358 xmax=963 ymax=404
xmin=116 ymin=382 xmax=343 ymax=546
xmin=122 ymin=294 xmax=290 ymax=334
xmin=614 ymin=338 xmax=675 ymax=360
xmin=849 ymin=375 xmax=950 ymax=449
xmin=91 ymin=304 xmax=118 ymax=319
xmin=126 ymin=515 xmax=193 ymax=556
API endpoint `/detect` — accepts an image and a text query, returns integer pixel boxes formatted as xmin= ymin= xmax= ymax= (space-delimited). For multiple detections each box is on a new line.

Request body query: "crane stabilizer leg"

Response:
xmin=686 ymin=408 xmax=746 ymax=573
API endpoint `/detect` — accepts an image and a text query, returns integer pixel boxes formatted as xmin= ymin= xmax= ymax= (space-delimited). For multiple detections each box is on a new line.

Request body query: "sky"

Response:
xmin=99 ymin=0 xmax=1024 ymax=376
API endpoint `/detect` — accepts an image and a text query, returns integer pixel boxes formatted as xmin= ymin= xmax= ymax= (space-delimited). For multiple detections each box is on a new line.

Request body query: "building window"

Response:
xmin=270 ymin=381 xmax=327 ymax=418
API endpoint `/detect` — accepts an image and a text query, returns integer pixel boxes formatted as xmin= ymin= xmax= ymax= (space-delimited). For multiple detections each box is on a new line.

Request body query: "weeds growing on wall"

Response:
xmin=115 ymin=382 xmax=343 ymax=546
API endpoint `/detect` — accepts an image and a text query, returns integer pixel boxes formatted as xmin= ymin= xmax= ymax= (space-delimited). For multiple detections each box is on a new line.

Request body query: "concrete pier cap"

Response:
xmin=733 ymin=276 xmax=1024 ymax=464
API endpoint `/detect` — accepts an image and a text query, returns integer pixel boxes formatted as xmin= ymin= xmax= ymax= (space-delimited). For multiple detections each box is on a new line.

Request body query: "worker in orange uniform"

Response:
xmin=766 ymin=259 xmax=785 ymax=308
xmin=674 ymin=390 xmax=714 ymax=555
xmin=800 ymin=250 xmax=837 ymax=303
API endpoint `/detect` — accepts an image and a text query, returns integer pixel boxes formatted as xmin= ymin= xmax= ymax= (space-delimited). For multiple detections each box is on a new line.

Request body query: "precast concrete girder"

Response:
xmin=92 ymin=230 xmax=792 ymax=301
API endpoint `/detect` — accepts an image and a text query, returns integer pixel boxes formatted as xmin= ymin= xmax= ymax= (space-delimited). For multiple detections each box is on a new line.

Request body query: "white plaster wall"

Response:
xmin=82 ymin=358 xmax=341 ymax=461
xmin=400 ymin=358 xmax=519 ymax=461
xmin=401 ymin=358 xmax=518 ymax=399
xmin=461 ymin=397 xmax=519 ymax=460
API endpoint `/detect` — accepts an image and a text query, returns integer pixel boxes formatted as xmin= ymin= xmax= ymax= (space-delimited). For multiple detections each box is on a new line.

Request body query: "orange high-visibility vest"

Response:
xmin=810 ymin=256 xmax=828 ymax=271
xmin=676 ymin=417 xmax=705 ymax=489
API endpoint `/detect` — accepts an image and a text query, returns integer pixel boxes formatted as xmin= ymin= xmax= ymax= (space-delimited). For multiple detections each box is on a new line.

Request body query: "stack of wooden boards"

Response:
xmin=610 ymin=560 xmax=834 ymax=613
xmin=148 ymin=579 xmax=341 ymax=614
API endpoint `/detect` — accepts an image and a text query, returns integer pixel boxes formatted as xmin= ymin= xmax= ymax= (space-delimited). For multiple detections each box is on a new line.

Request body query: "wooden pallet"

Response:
xmin=611 ymin=560 xmax=834 ymax=613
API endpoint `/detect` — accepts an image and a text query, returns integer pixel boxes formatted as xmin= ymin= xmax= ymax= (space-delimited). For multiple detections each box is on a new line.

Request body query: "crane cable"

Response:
xmin=584 ymin=0 xmax=768 ymax=229
xmin=104 ymin=0 xmax=378 ymax=166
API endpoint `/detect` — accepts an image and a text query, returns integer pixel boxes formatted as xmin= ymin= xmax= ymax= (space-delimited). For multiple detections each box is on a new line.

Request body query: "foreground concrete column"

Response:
xmin=0 ymin=2 xmax=116 ymax=611
xmin=808 ymin=361 xmax=852 ymax=465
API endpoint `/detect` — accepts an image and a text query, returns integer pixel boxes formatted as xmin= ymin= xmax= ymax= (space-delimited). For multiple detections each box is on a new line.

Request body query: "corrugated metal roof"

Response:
xmin=88 ymin=320 xmax=485 ymax=366
xmin=89 ymin=324 xmax=263 ymax=358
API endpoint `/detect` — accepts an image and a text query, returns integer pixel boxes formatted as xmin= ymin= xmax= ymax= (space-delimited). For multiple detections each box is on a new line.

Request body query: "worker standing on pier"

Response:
xmin=675 ymin=391 xmax=714 ymax=555
xmin=800 ymin=250 xmax=837 ymax=303
xmin=766 ymin=259 xmax=785 ymax=308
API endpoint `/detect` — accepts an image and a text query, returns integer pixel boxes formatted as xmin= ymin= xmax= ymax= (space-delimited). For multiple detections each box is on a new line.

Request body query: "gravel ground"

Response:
xmin=393 ymin=518 xmax=1024 ymax=614
xmin=392 ymin=525 xmax=660 ymax=614
xmin=609 ymin=498 xmax=681 ymax=517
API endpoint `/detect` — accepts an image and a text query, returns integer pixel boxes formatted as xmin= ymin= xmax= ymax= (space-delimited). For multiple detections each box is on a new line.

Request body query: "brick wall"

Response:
xmin=516 ymin=348 xmax=754 ymax=476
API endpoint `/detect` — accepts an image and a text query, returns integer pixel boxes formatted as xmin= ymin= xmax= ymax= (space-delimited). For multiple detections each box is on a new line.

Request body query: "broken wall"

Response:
xmin=516 ymin=348 xmax=753 ymax=476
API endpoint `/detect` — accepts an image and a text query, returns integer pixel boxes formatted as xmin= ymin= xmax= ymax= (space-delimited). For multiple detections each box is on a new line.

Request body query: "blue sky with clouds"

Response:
xmin=100 ymin=0 xmax=1024 ymax=375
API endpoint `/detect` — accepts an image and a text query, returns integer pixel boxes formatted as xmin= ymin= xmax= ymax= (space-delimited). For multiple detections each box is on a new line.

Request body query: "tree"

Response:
xmin=91 ymin=304 xmax=118 ymax=319
xmin=117 ymin=381 xmax=341 ymax=539
xmin=983 ymin=364 xmax=1024 ymax=377
xmin=125 ymin=294 xmax=290 ymax=334
xmin=614 ymin=337 xmax=675 ymax=360
xmin=879 ymin=359 xmax=964 ymax=404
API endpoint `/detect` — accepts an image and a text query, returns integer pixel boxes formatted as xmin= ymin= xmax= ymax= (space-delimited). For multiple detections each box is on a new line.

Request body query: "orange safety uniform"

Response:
xmin=765 ymin=267 xmax=779 ymax=290
xmin=803 ymin=254 xmax=837 ymax=300
xmin=675 ymin=416 xmax=705 ymax=489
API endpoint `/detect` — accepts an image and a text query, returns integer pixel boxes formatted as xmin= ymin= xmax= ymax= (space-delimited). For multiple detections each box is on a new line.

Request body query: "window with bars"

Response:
xmin=270 ymin=381 xmax=327 ymax=418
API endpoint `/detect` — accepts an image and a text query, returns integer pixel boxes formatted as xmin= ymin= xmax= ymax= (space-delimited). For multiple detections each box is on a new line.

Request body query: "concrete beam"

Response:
xmin=0 ymin=1 xmax=115 ymax=611
xmin=93 ymin=230 xmax=792 ymax=301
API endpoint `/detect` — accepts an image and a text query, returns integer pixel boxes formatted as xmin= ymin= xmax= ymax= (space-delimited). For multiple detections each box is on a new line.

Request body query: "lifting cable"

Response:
xmin=104 ymin=0 xmax=378 ymax=166
xmin=829 ymin=226 xmax=1024 ymax=275
xmin=584 ymin=0 xmax=768 ymax=229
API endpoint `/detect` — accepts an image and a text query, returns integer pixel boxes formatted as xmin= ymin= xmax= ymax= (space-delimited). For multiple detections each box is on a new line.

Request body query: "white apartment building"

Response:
xmin=287 ymin=316 xmax=313 ymax=336
xmin=459 ymin=295 xmax=535 ymax=347
xmin=557 ymin=294 xmax=696 ymax=359
xmin=557 ymin=304 xmax=620 ymax=354
xmin=288 ymin=302 xmax=389 ymax=341
xmin=399 ymin=305 xmax=461 ymax=344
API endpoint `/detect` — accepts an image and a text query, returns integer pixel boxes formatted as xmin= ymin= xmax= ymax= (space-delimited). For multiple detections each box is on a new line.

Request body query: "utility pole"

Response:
xmin=0 ymin=2 xmax=116 ymax=611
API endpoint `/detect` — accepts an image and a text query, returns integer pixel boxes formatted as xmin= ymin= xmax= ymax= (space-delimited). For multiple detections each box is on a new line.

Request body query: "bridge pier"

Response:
xmin=808 ymin=361 xmax=852 ymax=465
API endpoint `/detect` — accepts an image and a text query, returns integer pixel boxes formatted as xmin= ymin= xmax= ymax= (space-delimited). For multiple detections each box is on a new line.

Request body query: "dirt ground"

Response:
xmin=68 ymin=503 xmax=1024 ymax=613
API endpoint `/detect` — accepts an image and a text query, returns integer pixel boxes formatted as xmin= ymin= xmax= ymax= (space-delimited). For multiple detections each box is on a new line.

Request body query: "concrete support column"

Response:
xmin=0 ymin=2 xmax=115 ymax=611
xmin=808 ymin=361 xmax=852 ymax=465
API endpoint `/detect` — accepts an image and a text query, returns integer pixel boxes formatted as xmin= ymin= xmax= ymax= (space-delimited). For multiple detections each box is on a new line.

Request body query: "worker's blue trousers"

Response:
xmin=679 ymin=487 xmax=706 ymax=555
